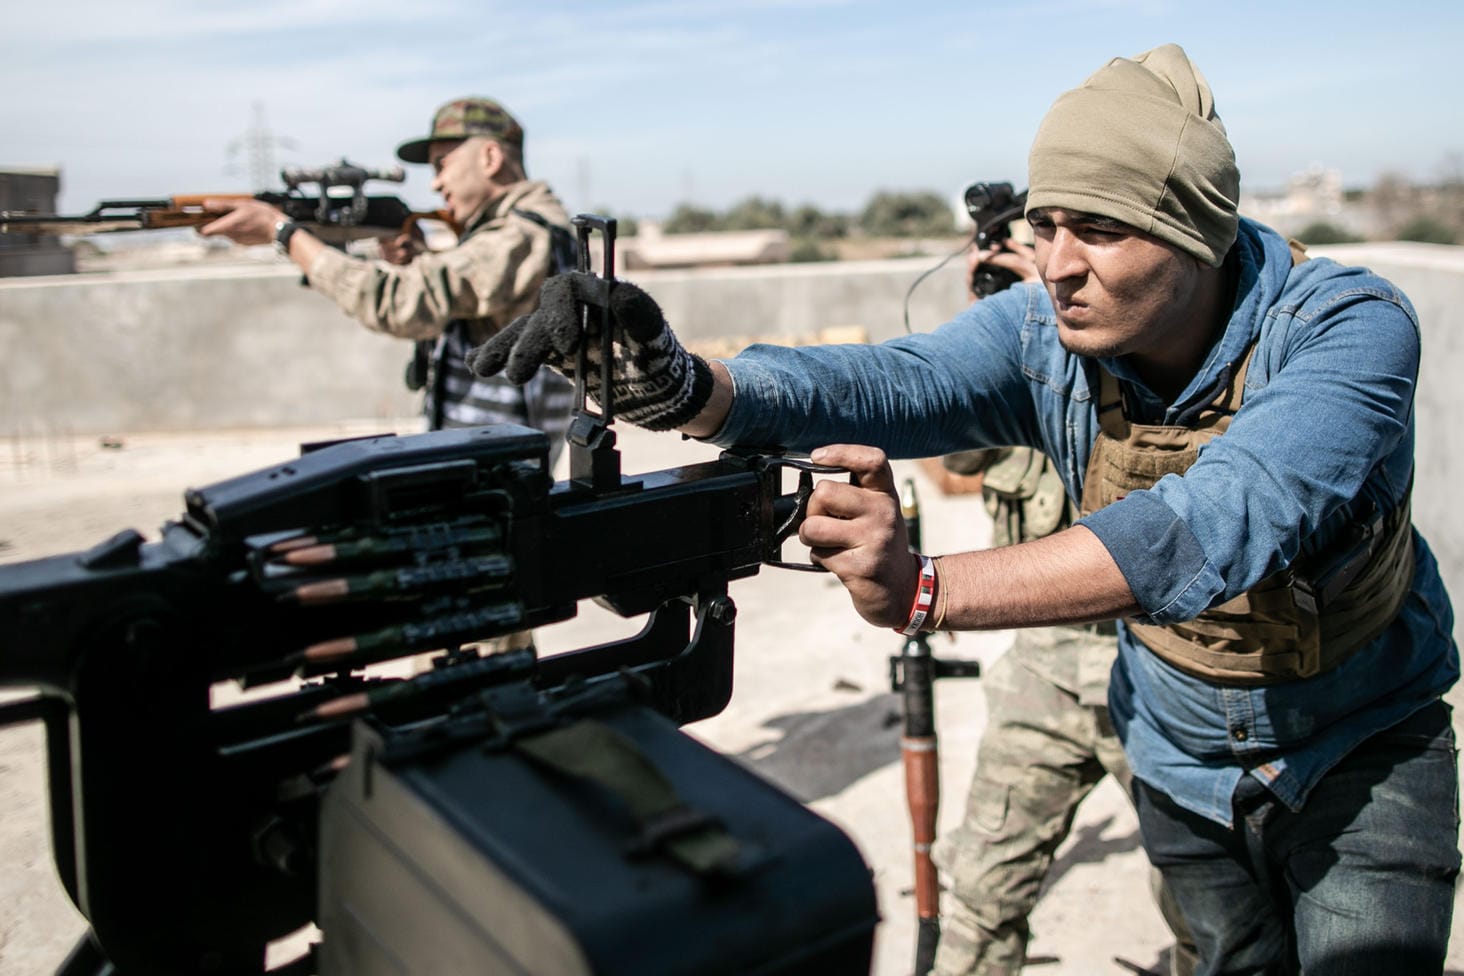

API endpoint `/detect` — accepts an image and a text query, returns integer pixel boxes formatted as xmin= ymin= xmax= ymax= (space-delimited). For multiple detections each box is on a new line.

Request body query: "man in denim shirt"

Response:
xmin=471 ymin=44 xmax=1459 ymax=975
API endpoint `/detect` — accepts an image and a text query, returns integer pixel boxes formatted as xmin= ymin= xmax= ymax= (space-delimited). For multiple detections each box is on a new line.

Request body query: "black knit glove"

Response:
xmin=466 ymin=272 xmax=714 ymax=432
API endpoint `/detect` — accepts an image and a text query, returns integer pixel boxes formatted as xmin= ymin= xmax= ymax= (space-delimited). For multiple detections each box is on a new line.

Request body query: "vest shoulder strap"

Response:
xmin=510 ymin=207 xmax=578 ymax=276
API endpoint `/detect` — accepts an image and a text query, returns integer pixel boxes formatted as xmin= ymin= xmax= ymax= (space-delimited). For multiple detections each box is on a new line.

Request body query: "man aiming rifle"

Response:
xmin=201 ymin=97 xmax=575 ymax=468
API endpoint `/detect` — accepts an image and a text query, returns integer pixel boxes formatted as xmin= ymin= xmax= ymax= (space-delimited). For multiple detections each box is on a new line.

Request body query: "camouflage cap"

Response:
xmin=395 ymin=97 xmax=525 ymax=164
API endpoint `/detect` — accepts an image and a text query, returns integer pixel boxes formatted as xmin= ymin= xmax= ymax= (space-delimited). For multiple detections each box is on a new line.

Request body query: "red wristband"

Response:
xmin=897 ymin=554 xmax=936 ymax=636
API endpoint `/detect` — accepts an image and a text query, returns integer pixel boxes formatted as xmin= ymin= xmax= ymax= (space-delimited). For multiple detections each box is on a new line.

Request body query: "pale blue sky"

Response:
xmin=6 ymin=0 xmax=1461 ymax=219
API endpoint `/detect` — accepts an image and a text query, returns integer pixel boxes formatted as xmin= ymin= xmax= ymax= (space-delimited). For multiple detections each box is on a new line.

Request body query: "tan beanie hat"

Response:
xmin=1026 ymin=44 xmax=1240 ymax=266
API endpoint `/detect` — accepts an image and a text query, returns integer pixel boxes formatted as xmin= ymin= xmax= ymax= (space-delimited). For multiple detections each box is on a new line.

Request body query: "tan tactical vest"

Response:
xmin=1079 ymin=302 xmax=1416 ymax=685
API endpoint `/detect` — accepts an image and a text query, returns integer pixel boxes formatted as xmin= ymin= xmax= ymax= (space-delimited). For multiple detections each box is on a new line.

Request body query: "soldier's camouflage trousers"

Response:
xmin=930 ymin=630 xmax=1196 ymax=976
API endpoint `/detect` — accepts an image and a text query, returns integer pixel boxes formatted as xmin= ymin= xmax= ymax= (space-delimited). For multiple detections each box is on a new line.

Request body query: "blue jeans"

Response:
xmin=1133 ymin=700 xmax=1460 ymax=976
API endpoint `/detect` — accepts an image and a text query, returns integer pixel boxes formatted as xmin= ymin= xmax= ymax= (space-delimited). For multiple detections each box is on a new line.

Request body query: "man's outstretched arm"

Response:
xmin=801 ymin=444 xmax=1139 ymax=631
xmin=200 ymin=198 xmax=328 ymax=273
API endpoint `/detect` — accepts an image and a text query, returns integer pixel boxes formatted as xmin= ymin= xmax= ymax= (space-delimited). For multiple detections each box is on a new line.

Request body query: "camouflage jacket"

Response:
xmin=306 ymin=180 xmax=568 ymax=343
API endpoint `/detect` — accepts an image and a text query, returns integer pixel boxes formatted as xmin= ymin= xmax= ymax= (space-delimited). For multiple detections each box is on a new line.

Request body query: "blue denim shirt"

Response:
xmin=712 ymin=218 xmax=1458 ymax=827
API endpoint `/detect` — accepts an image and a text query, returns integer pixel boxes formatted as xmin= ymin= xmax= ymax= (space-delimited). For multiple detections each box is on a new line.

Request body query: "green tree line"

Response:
xmin=609 ymin=170 xmax=1464 ymax=256
xmin=655 ymin=190 xmax=957 ymax=239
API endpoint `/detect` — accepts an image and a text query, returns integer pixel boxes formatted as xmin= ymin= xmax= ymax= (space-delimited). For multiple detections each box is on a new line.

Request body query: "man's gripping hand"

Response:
xmin=466 ymin=272 xmax=715 ymax=432
xmin=198 ymin=199 xmax=289 ymax=246
xmin=799 ymin=445 xmax=921 ymax=629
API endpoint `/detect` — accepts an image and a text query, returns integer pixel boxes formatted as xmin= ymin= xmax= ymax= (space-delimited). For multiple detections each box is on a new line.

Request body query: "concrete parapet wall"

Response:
xmin=0 ymin=263 xmax=421 ymax=434
xmin=632 ymin=255 xmax=968 ymax=346
xmin=0 ymin=254 xmax=968 ymax=436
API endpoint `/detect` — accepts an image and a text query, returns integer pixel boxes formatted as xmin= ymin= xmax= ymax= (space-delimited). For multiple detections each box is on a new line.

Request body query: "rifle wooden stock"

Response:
xmin=401 ymin=207 xmax=458 ymax=240
xmin=143 ymin=193 xmax=257 ymax=229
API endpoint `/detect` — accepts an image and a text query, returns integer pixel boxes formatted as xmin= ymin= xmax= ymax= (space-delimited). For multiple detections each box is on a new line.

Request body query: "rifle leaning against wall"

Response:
xmin=0 ymin=159 xmax=455 ymax=246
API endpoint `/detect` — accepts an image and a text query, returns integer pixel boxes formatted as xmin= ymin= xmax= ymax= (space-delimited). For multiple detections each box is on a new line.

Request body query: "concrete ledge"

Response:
xmin=0 ymin=255 xmax=969 ymax=436
xmin=0 ymin=264 xmax=420 ymax=433
xmin=631 ymin=254 xmax=969 ymax=346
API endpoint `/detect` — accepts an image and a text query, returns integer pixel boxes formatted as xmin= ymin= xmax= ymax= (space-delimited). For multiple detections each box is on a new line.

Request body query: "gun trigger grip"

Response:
xmin=757 ymin=455 xmax=848 ymax=573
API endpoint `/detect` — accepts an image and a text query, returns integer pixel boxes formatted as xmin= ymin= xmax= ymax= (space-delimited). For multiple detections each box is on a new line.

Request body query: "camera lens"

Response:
xmin=963 ymin=183 xmax=993 ymax=218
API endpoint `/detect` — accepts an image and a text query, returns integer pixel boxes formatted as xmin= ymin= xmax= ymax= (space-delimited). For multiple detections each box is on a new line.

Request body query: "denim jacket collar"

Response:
xmin=1096 ymin=220 xmax=1293 ymax=424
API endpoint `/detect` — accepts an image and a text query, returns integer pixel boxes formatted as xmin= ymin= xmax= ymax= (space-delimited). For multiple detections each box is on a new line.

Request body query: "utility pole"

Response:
xmin=226 ymin=102 xmax=297 ymax=192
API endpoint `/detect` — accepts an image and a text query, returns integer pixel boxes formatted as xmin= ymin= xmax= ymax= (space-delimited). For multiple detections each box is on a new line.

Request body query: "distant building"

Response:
xmin=618 ymin=222 xmax=790 ymax=270
xmin=0 ymin=167 xmax=76 ymax=277
xmin=1239 ymin=164 xmax=1361 ymax=238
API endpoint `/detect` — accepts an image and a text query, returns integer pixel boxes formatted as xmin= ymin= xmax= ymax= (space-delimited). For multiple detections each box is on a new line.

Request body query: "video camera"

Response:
xmin=961 ymin=181 xmax=1029 ymax=298
xmin=0 ymin=217 xmax=878 ymax=975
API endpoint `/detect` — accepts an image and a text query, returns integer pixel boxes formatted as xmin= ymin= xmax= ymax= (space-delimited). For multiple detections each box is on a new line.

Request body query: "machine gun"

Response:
xmin=0 ymin=217 xmax=877 ymax=975
xmin=961 ymin=181 xmax=1029 ymax=298
xmin=0 ymin=159 xmax=453 ymax=246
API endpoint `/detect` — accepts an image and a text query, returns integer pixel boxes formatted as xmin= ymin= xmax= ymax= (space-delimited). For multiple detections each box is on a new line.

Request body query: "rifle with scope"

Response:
xmin=0 ymin=159 xmax=454 ymax=245
xmin=0 ymin=216 xmax=877 ymax=975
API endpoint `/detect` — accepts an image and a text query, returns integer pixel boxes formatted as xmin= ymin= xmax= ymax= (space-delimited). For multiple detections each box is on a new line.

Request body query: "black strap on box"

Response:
xmin=514 ymin=718 xmax=744 ymax=879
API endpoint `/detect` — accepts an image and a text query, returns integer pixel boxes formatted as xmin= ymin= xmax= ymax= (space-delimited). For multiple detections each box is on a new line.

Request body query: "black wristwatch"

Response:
xmin=273 ymin=218 xmax=302 ymax=256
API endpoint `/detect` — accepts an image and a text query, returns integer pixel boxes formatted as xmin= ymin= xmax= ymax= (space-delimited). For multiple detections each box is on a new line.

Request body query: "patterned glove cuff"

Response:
xmin=632 ymin=352 xmax=715 ymax=432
